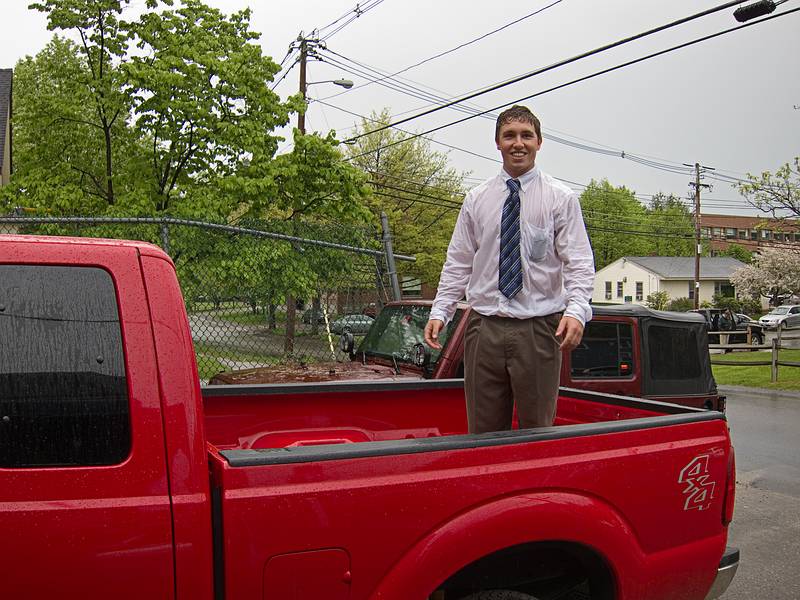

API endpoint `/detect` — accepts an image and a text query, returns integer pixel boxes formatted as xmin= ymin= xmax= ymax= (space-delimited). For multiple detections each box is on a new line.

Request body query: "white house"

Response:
xmin=592 ymin=256 xmax=747 ymax=305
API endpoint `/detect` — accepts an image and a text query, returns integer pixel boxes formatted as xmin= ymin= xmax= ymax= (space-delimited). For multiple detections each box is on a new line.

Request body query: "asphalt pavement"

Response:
xmin=718 ymin=385 xmax=800 ymax=600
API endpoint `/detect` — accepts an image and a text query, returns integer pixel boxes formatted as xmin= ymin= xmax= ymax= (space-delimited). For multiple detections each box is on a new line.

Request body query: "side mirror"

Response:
xmin=339 ymin=331 xmax=355 ymax=358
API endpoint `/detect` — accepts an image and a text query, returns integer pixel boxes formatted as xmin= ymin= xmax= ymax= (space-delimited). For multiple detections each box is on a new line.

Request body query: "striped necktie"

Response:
xmin=499 ymin=178 xmax=523 ymax=299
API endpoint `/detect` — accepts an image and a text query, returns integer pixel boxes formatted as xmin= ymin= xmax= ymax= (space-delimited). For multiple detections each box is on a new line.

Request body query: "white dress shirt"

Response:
xmin=430 ymin=165 xmax=595 ymax=325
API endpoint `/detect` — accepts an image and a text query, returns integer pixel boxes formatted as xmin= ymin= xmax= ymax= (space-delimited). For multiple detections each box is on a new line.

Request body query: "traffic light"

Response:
xmin=734 ymin=0 xmax=777 ymax=22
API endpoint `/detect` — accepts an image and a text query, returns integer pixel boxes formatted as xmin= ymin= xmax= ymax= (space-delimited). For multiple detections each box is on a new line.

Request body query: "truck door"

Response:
xmin=0 ymin=248 xmax=174 ymax=599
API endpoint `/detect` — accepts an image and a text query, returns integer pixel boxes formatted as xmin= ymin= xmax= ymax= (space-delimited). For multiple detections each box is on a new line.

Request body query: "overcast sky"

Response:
xmin=1 ymin=0 xmax=799 ymax=215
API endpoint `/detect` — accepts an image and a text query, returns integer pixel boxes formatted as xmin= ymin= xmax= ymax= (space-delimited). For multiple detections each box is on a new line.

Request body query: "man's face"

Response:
xmin=496 ymin=118 xmax=541 ymax=178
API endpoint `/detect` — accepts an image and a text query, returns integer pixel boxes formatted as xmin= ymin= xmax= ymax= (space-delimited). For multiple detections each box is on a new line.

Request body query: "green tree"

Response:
xmin=580 ymin=179 xmax=648 ymax=270
xmin=735 ymin=157 xmax=800 ymax=219
xmin=28 ymin=0 xmax=136 ymax=206
xmin=10 ymin=0 xmax=335 ymax=222
xmin=646 ymin=290 xmax=669 ymax=310
xmin=712 ymin=293 xmax=740 ymax=312
xmin=644 ymin=192 xmax=695 ymax=256
xmin=124 ymin=0 xmax=297 ymax=216
xmin=717 ymin=243 xmax=752 ymax=264
xmin=666 ymin=297 xmax=694 ymax=312
xmin=2 ymin=36 xmax=146 ymax=212
xmin=344 ymin=110 xmax=467 ymax=287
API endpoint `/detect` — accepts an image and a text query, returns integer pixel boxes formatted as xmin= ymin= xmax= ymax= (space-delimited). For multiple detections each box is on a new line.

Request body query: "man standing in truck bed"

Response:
xmin=424 ymin=105 xmax=594 ymax=434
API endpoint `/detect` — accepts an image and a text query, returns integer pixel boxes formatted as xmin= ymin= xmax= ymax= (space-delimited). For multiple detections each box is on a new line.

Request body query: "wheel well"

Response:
xmin=434 ymin=541 xmax=615 ymax=599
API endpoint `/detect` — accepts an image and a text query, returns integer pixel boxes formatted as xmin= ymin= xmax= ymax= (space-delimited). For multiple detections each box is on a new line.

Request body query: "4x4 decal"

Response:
xmin=679 ymin=455 xmax=716 ymax=511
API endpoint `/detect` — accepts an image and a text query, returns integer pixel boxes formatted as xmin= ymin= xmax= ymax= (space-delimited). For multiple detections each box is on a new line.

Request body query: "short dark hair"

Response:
xmin=495 ymin=105 xmax=542 ymax=141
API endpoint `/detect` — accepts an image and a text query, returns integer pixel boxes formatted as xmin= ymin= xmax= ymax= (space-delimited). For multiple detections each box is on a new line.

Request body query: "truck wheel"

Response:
xmin=459 ymin=592 xmax=539 ymax=600
xmin=750 ymin=334 xmax=763 ymax=350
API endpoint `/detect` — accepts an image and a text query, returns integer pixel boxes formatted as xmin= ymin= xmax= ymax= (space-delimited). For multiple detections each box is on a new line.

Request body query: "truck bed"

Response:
xmin=202 ymin=379 xmax=710 ymax=461
xmin=202 ymin=380 xmax=731 ymax=600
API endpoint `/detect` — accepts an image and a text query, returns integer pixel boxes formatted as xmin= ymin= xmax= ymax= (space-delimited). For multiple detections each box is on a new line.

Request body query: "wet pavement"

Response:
xmin=718 ymin=386 xmax=800 ymax=599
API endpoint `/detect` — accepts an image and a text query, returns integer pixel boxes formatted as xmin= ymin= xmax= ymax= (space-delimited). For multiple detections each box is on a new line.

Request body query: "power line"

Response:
xmin=310 ymin=61 xmax=754 ymax=189
xmin=331 ymin=110 xmax=745 ymax=211
xmin=372 ymin=190 xmax=462 ymax=210
xmin=376 ymin=189 xmax=701 ymax=239
xmin=319 ymin=0 xmax=564 ymax=100
xmin=316 ymin=98 xmax=671 ymax=203
xmin=270 ymin=55 xmax=300 ymax=90
xmin=319 ymin=0 xmax=387 ymax=41
xmin=322 ymin=48 xmax=651 ymax=159
xmin=345 ymin=7 xmax=800 ymax=167
xmin=343 ymin=0 xmax=749 ymax=144
xmin=368 ymin=181 xmax=464 ymax=207
xmin=318 ymin=48 xmax=754 ymax=181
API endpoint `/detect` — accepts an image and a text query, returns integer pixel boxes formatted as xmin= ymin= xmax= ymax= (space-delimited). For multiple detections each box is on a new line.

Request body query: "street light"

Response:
xmin=298 ymin=76 xmax=354 ymax=135
xmin=306 ymin=78 xmax=354 ymax=90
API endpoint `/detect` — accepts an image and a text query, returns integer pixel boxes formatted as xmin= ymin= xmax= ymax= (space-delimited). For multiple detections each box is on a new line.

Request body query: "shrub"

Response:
xmin=666 ymin=297 xmax=694 ymax=312
xmin=646 ymin=290 xmax=669 ymax=310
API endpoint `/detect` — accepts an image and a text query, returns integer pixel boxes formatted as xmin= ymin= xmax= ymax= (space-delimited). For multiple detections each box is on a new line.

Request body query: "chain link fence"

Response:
xmin=0 ymin=216 xmax=413 ymax=381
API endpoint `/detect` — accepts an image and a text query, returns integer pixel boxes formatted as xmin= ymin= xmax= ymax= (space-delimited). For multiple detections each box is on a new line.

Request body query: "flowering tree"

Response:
xmin=730 ymin=247 xmax=800 ymax=306
xmin=736 ymin=157 xmax=800 ymax=219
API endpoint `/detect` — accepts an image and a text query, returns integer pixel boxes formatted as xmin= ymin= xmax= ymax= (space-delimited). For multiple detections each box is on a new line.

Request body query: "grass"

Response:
xmin=711 ymin=348 xmax=800 ymax=391
xmin=192 ymin=341 xmax=282 ymax=381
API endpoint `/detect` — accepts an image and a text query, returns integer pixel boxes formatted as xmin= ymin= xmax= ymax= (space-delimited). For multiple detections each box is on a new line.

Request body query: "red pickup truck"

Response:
xmin=1 ymin=236 xmax=738 ymax=600
xmin=213 ymin=300 xmax=723 ymax=411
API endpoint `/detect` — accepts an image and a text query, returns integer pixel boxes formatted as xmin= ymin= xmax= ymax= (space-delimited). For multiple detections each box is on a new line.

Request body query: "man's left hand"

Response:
xmin=555 ymin=316 xmax=584 ymax=351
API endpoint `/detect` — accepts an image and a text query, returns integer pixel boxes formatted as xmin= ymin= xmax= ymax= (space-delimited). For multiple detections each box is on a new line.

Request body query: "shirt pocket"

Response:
xmin=523 ymin=223 xmax=550 ymax=262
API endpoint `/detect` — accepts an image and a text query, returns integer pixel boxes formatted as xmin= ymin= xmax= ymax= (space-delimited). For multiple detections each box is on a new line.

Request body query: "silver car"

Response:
xmin=759 ymin=305 xmax=800 ymax=329
xmin=330 ymin=314 xmax=375 ymax=335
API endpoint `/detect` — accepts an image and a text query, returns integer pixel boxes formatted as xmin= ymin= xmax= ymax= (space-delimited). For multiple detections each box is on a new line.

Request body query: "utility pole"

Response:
xmin=282 ymin=34 xmax=353 ymax=353
xmin=285 ymin=34 xmax=312 ymax=354
xmin=297 ymin=36 xmax=308 ymax=135
xmin=685 ymin=162 xmax=714 ymax=309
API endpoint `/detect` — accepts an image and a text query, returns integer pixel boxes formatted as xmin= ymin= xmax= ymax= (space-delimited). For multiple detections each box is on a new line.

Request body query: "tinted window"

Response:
xmin=0 ymin=266 xmax=130 ymax=467
xmin=648 ymin=324 xmax=701 ymax=380
xmin=570 ymin=322 xmax=634 ymax=378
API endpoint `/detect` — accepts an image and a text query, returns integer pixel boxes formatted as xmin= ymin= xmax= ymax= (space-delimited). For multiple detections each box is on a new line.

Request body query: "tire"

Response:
xmin=459 ymin=592 xmax=538 ymax=600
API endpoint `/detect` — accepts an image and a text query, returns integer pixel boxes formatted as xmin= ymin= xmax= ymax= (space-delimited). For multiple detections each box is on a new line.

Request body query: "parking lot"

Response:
xmin=718 ymin=385 xmax=800 ymax=599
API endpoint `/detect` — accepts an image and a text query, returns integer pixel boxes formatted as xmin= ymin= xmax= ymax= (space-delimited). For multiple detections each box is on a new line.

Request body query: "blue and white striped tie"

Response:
xmin=499 ymin=178 xmax=523 ymax=299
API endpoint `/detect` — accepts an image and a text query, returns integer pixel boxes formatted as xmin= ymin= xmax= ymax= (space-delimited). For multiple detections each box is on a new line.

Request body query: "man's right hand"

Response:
xmin=424 ymin=319 xmax=444 ymax=350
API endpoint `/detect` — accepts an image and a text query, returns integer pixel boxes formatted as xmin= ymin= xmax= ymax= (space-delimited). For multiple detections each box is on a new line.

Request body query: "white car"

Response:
xmin=759 ymin=305 xmax=800 ymax=329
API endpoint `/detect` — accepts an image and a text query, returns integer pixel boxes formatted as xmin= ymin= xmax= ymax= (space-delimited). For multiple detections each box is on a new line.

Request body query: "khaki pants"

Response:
xmin=463 ymin=311 xmax=562 ymax=433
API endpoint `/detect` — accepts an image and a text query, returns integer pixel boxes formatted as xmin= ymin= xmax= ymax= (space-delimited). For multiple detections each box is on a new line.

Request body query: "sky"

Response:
xmin=1 ymin=0 xmax=799 ymax=215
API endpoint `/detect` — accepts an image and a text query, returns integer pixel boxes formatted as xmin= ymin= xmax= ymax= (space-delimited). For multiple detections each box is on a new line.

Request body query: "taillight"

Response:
xmin=722 ymin=446 xmax=736 ymax=525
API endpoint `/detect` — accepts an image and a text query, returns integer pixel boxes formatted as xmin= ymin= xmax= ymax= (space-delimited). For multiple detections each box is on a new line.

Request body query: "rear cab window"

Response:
xmin=570 ymin=321 xmax=635 ymax=379
xmin=0 ymin=265 xmax=130 ymax=467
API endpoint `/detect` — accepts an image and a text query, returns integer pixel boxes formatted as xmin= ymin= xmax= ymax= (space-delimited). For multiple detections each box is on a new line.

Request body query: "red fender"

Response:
xmin=369 ymin=491 xmax=645 ymax=600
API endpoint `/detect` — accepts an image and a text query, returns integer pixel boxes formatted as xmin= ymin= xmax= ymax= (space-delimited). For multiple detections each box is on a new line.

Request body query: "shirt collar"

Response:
xmin=501 ymin=165 xmax=539 ymax=191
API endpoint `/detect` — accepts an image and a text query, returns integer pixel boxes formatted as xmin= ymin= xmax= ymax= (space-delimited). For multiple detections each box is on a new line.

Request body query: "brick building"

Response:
xmin=700 ymin=213 xmax=800 ymax=254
